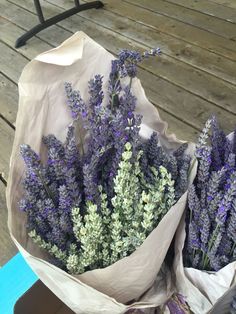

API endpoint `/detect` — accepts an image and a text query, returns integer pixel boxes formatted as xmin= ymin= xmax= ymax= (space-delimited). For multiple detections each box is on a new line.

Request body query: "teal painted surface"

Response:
xmin=0 ymin=253 xmax=38 ymax=314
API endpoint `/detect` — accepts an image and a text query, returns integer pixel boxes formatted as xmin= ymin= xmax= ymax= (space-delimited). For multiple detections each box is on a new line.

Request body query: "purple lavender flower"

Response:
xmin=216 ymin=172 xmax=236 ymax=225
xmin=185 ymin=116 xmax=236 ymax=271
xmin=187 ymin=221 xmax=201 ymax=252
xmin=140 ymin=133 xmax=190 ymax=199
xmin=197 ymin=146 xmax=212 ymax=189
xmin=166 ymin=294 xmax=190 ymax=314
xmin=175 ymin=155 xmax=191 ymax=200
xmin=20 ymin=48 xmax=185 ymax=272
xmin=143 ymin=48 xmax=161 ymax=58
xmin=65 ymin=82 xmax=88 ymax=120
xmin=200 ymin=211 xmax=210 ymax=248
xmin=188 ymin=184 xmax=201 ymax=222
xmin=88 ymin=74 xmax=104 ymax=109
xmin=227 ymin=199 xmax=236 ymax=243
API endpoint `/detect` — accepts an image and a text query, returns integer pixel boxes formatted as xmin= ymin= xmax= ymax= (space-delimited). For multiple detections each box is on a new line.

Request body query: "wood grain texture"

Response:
xmin=164 ymin=0 xmax=236 ymax=23
xmin=0 ymin=1 xmax=200 ymax=141
xmin=42 ymin=0 xmax=236 ymax=114
xmin=46 ymin=0 xmax=236 ymax=86
xmin=0 ymin=72 xmax=18 ymax=125
xmin=208 ymin=0 xmax=236 ymax=10
xmin=0 ymin=41 xmax=28 ymax=83
xmin=0 ymin=181 xmax=17 ymax=266
xmin=84 ymin=0 xmax=236 ymax=60
xmin=0 ymin=117 xmax=14 ymax=181
xmin=125 ymin=0 xmax=236 ymax=39
xmin=1 ymin=0 xmax=235 ymax=135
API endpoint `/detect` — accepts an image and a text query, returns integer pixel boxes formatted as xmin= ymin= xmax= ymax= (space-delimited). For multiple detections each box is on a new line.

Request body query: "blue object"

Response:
xmin=0 ymin=253 xmax=38 ymax=314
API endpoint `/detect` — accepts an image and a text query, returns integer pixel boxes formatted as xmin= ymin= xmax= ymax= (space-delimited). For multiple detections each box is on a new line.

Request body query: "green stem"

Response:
xmin=230 ymin=242 xmax=236 ymax=256
xmin=188 ymin=156 xmax=197 ymax=180
xmin=128 ymin=77 xmax=133 ymax=91
xmin=78 ymin=130 xmax=85 ymax=156
xmin=202 ymin=252 xmax=210 ymax=270
xmin=201 ymin=224 xmax=220 ymax=269
xmin=208 ymin=224 xmax=220 ymax=251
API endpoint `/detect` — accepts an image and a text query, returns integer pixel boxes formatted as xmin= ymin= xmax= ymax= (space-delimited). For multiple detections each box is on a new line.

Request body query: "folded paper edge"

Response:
xmin=34 ymin=31 xmax=86 ymax=65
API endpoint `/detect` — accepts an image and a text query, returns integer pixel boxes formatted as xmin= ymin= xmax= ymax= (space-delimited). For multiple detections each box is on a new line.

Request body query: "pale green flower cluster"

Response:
xmin=28 ymin=229 xmax=67 ymax=264
xmin=61 ymin=142 xmax=175 ymax=273
xmin=29 ymin=142 xmax=175 ymax=274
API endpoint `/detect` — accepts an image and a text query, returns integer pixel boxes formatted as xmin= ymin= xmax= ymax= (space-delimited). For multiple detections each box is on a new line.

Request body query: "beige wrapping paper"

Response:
xmin=7 ymin=32 xmax=195 ymax=313
xmin=174 ymin=133 xmax=236 ymax=314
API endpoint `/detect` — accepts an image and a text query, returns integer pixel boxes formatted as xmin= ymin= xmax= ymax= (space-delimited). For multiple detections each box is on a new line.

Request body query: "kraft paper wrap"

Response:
xmin=7 ymin=32 xmax=196 ymax=313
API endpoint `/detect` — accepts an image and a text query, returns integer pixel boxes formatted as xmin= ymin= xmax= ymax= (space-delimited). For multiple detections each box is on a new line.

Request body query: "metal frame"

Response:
xmin=15 ymin=0 xmax=104 ymax=48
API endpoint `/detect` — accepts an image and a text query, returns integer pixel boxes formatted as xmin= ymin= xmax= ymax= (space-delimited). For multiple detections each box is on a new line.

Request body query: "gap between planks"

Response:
xmin=0 ymin=0 xmax=235 ymax=135
xmin=7 ymin=0 xmax=236 ymax=90
xmin=208 ymin=0 xmax=236 ymax=10
xmin=124 ymin=0 xmax=236 ymax=39
xmin=0 ymin=21 xmax=233 ymax=140
xmin=4 ymin=1 xmax=236 ymax=109
xmin=0 ymin=180 xmax=17 ymax=266
xmin=163 ymin=0 xmax=236 ymax=23
xmin=0 ymin=9 xmax=204 ymax=139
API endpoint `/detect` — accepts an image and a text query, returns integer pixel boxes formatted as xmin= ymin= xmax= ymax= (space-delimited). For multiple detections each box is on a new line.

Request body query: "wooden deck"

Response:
xmin=0 ymin=0 xmax=236 ymax=266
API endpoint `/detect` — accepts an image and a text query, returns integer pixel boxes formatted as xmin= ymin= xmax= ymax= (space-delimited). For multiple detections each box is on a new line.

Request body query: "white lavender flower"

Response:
xmin=28 ymin=229 xmax=67 ymax=265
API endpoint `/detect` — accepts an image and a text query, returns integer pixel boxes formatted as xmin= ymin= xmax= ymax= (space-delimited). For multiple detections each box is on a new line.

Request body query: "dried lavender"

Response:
xmin=184 ymin=116 xmax=236 ymax=271
xmin=140 ymin=132 xmax=191 ymax=199
xmin=19 ymin=47 xmax=184 ymax=273
xmin=166 ymin=294 xmax=191 ymax=314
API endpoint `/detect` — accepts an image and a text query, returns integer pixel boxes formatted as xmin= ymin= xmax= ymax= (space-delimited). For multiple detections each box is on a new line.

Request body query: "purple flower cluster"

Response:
xmin=140 ymin=133 xmax=190 ymax=200
xmin=20 ymin=47 xmax=187 ymax=270
xmin=20 ymin=125 xmax=81 ymax=252
xmin=166 ymin=294 xmax=190 ymax=314
xmin=184 ymin=116 xmax=236 ymax=271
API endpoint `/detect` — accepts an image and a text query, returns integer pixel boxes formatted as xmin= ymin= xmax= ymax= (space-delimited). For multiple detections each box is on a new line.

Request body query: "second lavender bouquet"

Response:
xmin=184 ymin=116 xmax=236 ymax=271
xmin=173 ymin=116 xmax=236 ymax=314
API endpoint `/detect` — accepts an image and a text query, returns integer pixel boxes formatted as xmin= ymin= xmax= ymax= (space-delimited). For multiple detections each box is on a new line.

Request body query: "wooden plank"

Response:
xmin=165 ymin=0 xmax=236 ymax=23
xmin=124 ymin=0 xmax=236 ymax=39
xmin=9 ymin=0 xmax=236 ymax=87
xmin=0 ymin=0 xmax=71 ymax=49
xmin=46 ymin=0 xmax=236 ymax=85
xmin=0 ymin=180 xmax=17 ymax=266
xmin=80 ymin=0 xmax=236 ymax=61
xmin=208 ymin=0 xmax=236 ymax=9
xmin=10 ymin=0 xmax=236 ymax=62
xmin=0 ymin=73 xmax=18 ymax=124
xmin=0 ymin=16 xmax=53 ymax=60
xmin=79 ymin=0 xmax=236 ymax=85
xmin=156 ymin=108 xmax=199 ymax=142
xmin=0 ymin=28 xmax=200 ymax=144
xmin=138 ymin=68 xmax=236 ymax=134
xmin=0 ymin=42 xmax=28 ymax=83
xmin=1 ymin=0 xmax=235 ymax=135
xmin=8 ymin=0 xmax=236 ymax=114
xmin=41 ymin=0 xmax=236 ymax=114
xmin=0 ymin=117 xmax=14 ymax=182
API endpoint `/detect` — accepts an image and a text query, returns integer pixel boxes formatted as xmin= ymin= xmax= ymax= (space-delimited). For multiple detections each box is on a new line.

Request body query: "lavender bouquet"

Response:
xmin=173 ymin=116 xmax=236 ymax=314
xmin=7 ymin=32 xmax=194 ymax=313
xmin=20 ymin=47 xmax=190 ymax=274
xmin=184 ymin=116 xmax=236 ymax=271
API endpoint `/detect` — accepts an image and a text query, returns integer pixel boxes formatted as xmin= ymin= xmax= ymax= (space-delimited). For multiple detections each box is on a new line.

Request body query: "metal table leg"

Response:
xmin=15 ymin=0 xmax=104 ymax=48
